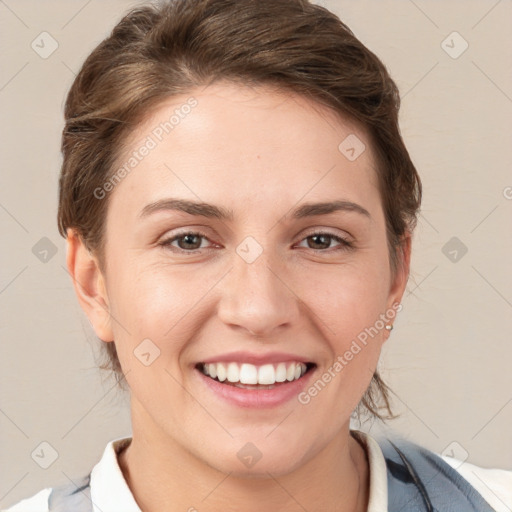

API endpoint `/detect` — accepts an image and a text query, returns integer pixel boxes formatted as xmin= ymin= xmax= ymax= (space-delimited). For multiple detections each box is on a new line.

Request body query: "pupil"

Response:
xmin=310 ymin=234 xmax=330 ymax=249
xmin=179 ymin=234 xmax=201 ymax=249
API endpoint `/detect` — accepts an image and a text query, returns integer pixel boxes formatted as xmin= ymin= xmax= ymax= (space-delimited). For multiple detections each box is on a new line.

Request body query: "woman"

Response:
xmin=7 ymin=0 xmax=511 ymax=511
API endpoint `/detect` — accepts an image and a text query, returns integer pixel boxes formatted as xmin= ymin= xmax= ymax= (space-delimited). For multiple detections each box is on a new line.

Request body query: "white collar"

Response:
xmin=89 ymin=430 xmax=388 ymax=512
xmin=90 ymin=437 xmax=141 ymax=512
xmin=350 ymin=429 xmax=388 ymax=512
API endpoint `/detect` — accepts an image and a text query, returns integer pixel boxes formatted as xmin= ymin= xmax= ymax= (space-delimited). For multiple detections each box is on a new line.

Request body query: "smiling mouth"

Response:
xmin=195 ymin=361 xmax=316 ymax=389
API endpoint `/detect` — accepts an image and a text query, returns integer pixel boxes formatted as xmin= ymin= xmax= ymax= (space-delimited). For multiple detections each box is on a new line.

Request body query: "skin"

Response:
xmin=67 ymin=81 xmax=411 ymax=512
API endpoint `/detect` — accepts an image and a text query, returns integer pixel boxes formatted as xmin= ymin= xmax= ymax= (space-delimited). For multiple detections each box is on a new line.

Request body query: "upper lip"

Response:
xmin=198 ymin=351 xmax=315 ymax=366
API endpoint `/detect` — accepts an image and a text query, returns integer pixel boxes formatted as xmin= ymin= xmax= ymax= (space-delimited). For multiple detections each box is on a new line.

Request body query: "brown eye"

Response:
xmin=160 ymin=231 xmax=212 ymax=252
xmin=298 ymin=232 xmax=353 ymax=252
xmin=307 ymin=234 xmax=333 ymax=250
xmin=176 ymin=234 xmax=203 ymax=250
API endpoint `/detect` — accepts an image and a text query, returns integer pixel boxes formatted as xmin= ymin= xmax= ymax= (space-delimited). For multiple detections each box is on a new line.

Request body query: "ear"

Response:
xmin=66 ymin=229 xmax=114 ymax=342
xmin=384 ymin=232 xmax=412 ymax=337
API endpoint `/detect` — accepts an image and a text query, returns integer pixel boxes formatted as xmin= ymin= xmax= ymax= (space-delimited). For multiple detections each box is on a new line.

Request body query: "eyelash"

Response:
xmin=158 ymin=230 xmax=354 ymax=254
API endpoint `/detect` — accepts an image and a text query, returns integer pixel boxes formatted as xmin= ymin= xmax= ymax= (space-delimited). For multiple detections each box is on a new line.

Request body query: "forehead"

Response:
xmin=112 ymin=81 xmax=381 ymax=219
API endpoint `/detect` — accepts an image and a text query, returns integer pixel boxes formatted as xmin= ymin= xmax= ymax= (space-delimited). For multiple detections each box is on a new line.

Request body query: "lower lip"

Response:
xmin=195 ymin=367 xmax=316 ymax=408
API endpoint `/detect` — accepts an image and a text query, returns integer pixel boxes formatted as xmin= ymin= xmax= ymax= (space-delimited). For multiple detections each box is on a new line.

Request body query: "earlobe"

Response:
xmin=66 ymin=229 xmax=114 ymax=342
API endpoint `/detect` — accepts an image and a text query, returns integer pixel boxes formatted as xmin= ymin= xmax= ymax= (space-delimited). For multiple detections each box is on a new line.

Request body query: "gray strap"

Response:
xmin=379 ymin=435 xmax=496 ymax=512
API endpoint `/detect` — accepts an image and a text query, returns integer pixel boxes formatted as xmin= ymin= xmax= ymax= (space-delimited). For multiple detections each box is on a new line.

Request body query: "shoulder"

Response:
xmin=377 ymin=433 xmax=512 ymax=511
xmin=3 ymin=474 xmax=91 ymax=512
xmin=440 ymin=453 xmax=512 ymax=512
xmin=3 ymin=488 xmax=51 ymax=511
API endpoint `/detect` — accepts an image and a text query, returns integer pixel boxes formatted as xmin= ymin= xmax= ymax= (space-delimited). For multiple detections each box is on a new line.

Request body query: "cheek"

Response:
xmin=106 ymin=265 xmax=192 ymax=406
xmin=294 ymin=258 xmax=389 ymax=402
xmin=106 ymin=258 xmax=217 ymax=365
xmin=299 ymin=258 xmax=390 ymax=342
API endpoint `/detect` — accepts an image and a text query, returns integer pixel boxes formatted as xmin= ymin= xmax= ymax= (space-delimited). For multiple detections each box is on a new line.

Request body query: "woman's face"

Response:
xmin=75 ymin=82 xmax=409 ymax=476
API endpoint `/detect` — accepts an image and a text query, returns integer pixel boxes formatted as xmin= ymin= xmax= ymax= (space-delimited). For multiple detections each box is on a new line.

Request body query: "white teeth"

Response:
xmin=239 ymin=363 xmax=258 ymax=384
xmin=201 ymin=362 xmax=308 ymax=385
xmin=258 ymin=364 xmax=275 ymax=385
xmin=226 ymin=362 xmax=239 ymax=383
xmin=216 ymin=362 xmax=227 ymax=382
xmin=275 ymin=363 xmax=287 ymax=382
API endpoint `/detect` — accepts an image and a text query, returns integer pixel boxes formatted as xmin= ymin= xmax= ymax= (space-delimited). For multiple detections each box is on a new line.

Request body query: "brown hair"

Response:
xmin=58 ymin=0 xmax=421 ymax=421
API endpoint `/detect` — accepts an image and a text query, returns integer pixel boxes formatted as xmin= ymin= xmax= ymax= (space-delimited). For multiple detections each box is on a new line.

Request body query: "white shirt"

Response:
xmin=5 ymin=430 xmax=512 ymax=512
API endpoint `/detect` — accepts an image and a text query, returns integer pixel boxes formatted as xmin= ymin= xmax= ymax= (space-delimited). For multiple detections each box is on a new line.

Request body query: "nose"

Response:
xmin=216 ymin=248 xmax=301 ymax=339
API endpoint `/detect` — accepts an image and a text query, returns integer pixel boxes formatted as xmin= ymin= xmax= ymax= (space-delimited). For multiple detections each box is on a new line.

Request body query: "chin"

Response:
xmin=198 ymin=437 xmax=312 ymax=479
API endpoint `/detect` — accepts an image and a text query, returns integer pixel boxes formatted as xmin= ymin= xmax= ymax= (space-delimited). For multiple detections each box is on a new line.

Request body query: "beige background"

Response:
xmin=1 ymin=0 xmax=511 ymax=508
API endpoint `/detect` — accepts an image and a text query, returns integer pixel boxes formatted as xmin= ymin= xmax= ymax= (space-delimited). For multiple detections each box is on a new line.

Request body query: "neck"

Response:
xmin=118 ymin=402 xmax=369 ymax=512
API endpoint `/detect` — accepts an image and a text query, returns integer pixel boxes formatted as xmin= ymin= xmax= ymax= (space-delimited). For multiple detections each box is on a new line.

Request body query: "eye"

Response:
xmin=296 ymin=231 xmax=353 ymax=251
xmin=159 ymin=230 xmax=353 ymax=254
xmin=159 ymin=231 xmax=215 ymax=252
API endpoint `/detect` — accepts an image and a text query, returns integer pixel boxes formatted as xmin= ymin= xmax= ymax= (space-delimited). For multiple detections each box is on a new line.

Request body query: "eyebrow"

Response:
xmin=139 ymin=198 xmax=371 ymax=221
